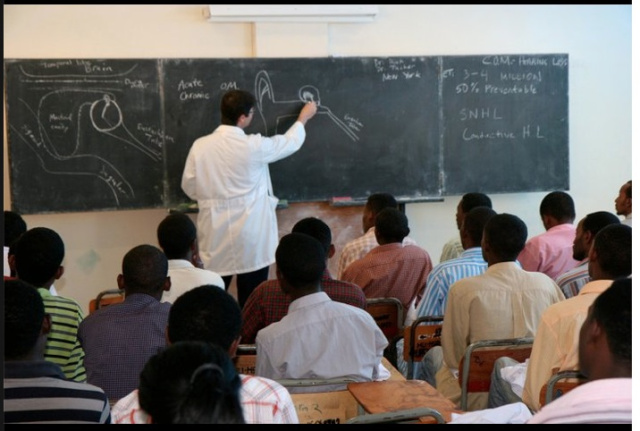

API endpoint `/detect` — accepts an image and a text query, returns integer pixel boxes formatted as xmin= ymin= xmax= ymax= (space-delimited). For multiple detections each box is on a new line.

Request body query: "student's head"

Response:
xmin=13 ymin=227 xmax=65 ymax=287
xmin=374 ymin=207 xmax=410 ymax=245
xmin=363 ymin=192 xmax=399 ymax=232
xmin=456 ymin=193 xmax=493 ymax=230
xmin=539 ymin=191 xmax=576 ymax=226
xmin=291 ymin=217 xmax=333 ymax=259
xmin=220 ymin=89 xmax=256 ymax=126
xmin=578 ymin=277 xmax=631 ymax=380
xmin=157 ymin=213 xmax=197 ymax=260
xmin=167 ymin=285 xmax=242 ymax=355
xmin=587 ymin=223 xmax=632 ymax=281
xmin=481 ymin=213 xmax=528 ymax=263
xmin=5 ymin=279 xmax=50 ymax=360
xmin=460 ymin=206 xmax=496 ymax=248
xmin=139 ymin=340 xmax=245 ymax=424
xmin=614 ymin=180 xmax=632 ymax=217
xmin=117 ymin=244 xmax=169 ymax=297
xmin=275 ymin=232 xmax=326 ymax=294
xmin=4 ymin=210 xmax=27 ymax=247
xmin=572 ymin=211 xmax=621 ymax=261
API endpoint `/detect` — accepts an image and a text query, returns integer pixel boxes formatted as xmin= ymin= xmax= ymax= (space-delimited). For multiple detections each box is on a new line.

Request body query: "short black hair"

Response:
xmin=483 ymin=213 xmax=528 ymax=261
xmin=582 ymin=211 xmax=621 ymax=236
xmin=460 ymin=193 xmax=492 ymax=213
xmin=5 ymin=279 xmax=45 ymax=360
xmin=276 ymin=233 xmax=326 ymax=288
xmin=463 ymin=206 xmax=497 ymax=245
xmin=168 ymin=285 xmax=242 ymax=351
xmin=539 ymin=191 xmax=575 ymax=221
xmin=366 ymin=193 xmax=399 ymax=216
xmin=4 ymin=210 xmax=27 ymax=247
xmin=220 ymin=89 xmax=256 ymax=125
xmin=592 ymin=224 xmax=632 ymax=278
xmin=13 ymin=227 xmax=64 ymax=286
xmin=375 ymin=207 xmax=410 ymax=243
xmin=122 ymin=244 xmax=168 ymax=294
xmin=590 ymin=277 xmax=631 ymax=363
xmin=291 ymin=217 xmax=332 ymax=255
xmin=157 ymin=213 xmax=197 ymax=259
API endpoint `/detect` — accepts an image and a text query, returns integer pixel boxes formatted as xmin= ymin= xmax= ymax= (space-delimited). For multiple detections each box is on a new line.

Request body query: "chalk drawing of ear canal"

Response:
xmin=8 ymin=88 xmax=162 ymax=206
xmin=253 ymin=70 xmax=360 ymax=142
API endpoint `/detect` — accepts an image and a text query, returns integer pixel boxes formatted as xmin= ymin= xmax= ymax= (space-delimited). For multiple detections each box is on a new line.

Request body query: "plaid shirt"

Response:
xmin=111 ymin=374 xmax=299 ymax=424
xmin=241 ymin=270 xmax=366 ymax=344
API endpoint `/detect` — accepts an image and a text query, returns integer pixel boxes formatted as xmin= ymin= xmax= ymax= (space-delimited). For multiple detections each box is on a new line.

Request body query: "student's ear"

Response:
xmin=117 ymin=274 xmax=125 ymax=290
xmin=328 ymin=244 xmax=336 ymax=259
xmin=228 ymin=335 xmax=241 ymax=359
xmin=163 ymin=276 xmax=171 ymax=292
xmin=42 ymin=313 xmax=52 ymax=335
xmin=55 ymin=265 xmax=64 ymax=280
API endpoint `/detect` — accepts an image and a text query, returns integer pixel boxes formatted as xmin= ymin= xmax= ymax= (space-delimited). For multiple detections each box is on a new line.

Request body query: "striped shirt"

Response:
xmin=397 ymin=247 xmax=487 ymax=377
xmin=241 ymin=269 xmax=366 ymax=344
xmin=337 ymin=227 xmax=417 ymax=279
xmin=37 ymin=288 xmax=87 ymax=382
xmin=554 ymin=259 xmax=589 ymax=298
xmin=439 ymin=236 xmax=464 ymax=263
xmin=4 ymin=361 xmax=110 ymax=424
xmin=111 ymin=374 xmax=299 ymax=424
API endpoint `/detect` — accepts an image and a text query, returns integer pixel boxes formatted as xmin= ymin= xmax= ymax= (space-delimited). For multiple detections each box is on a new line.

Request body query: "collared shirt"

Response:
xmin=439 ymin=236 xmax=464 ymax=263
xmin=241 ymin=269 xmax=366 ymax=344
xmin=77 ymin=293 xmax=171 ymax=401
xmin=336 ymin=227 xmax=417 ymax=279
xmin=111 ymin=374 xmax=299 ymax=424
xmin=341 ymin=243 xmax=433 ymax=315
xmin=161 ymin=259 xmax=224 ymax=304
xmin=527 ymin=378 xmax=631 ymax=424
xmin=4 ymin=361 xmax=111 ymax=424
xmin=182 ymin=122 xmax=307 ymax=275
xmin=521 ymin=279 xmax=612 ymax=412
xmin=37 ymin=287 xmax=86 ymax=382
xmin=255 ymin=291 xmax=387 ymax=391
xmin=442 ymin=262 xmax=565 ymax=371
xmin=554 ymin=258 xmax=590 ymax=299
xmin=517 ymin=223 xmax=579 ymax=280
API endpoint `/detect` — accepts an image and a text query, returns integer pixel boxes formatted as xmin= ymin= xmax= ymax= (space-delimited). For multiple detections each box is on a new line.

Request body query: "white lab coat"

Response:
xmin=181 ymin=122 xmax=306 ymax=276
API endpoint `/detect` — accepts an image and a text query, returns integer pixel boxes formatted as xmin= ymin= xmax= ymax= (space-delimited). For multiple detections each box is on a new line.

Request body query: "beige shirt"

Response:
xmin=521 ymin=279 xmax=612 ymax=412
xmin=442 ymin=261 xmax=565 ymax=370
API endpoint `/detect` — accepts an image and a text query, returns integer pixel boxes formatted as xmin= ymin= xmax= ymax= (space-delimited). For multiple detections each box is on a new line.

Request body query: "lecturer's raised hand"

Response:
xmin=297 ymin=101 xmax=318 ymax=125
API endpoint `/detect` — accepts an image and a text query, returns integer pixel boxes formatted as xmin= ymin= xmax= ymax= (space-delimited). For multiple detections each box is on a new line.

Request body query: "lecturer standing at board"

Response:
xmin=181 ymin=89 xmax=318 ymax=308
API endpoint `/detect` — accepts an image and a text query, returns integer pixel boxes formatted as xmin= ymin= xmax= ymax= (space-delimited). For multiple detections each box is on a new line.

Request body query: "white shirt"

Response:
xmin=255 ymin=291 xmax=388 ymax=392
xmin=161 ymin=259 xmax=224 ymax=304
xmin=181 ymin=122 xmax=307 ymax=276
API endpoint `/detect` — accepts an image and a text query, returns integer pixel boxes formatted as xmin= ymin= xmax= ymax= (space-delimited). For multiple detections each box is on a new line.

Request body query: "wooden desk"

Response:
xmin=381 ymin=357 xmax=406 ymax=382
xmin=348 ymin=380 xmax=460 ymax=423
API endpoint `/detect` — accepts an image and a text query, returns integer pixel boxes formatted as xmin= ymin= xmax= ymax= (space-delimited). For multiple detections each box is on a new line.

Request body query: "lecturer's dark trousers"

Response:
xmin=222 ymin=266 xmax=270 ymax=309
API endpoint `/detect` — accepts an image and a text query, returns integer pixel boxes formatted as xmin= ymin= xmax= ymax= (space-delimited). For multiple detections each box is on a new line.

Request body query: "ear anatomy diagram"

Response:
xmin=253 ymin=70 xmax=360 ymax=142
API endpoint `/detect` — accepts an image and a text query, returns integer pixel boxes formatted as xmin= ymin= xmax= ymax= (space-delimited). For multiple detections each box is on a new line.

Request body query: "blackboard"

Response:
xmin=4 ymin=55 xmax=568 ymax=214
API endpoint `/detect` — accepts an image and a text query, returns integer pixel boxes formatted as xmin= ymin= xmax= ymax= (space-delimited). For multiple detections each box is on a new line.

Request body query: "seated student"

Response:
xmin=112 ymin=284 xmax=299 ymax=424
xmin=528 ymin=277 xmax=631 ymax=423
xmin=488 ymin=223 xmax=632 ymax=412
xmin=4 ymin=210 xmax=26 ymax=278
xmin=554 ymin=211 xmax=620 ymax=299
xmin=418 ymin=213 xmax=565 ymax=411
xmin=614 ymin=179 xmax=632 ymax=227
xmin=449 ymin=277 xmax=632 ymax=424
xmin=337 ymin=192 xmax=417 ymax=279
xmin=241 ymin=216 xmax=366 ymax=344
xmin=139 ymin=341 xmax=245 ymax=424
xmin=256 ymin=233 xmax=389 ymax=392
xmin=517 ymin=191 xmax=579 ymax=280
xmin=157 ymin=212 xmax=224 ymax=304
xmin=4 ymin=279 xmax=110 ymax=424
xmin=439 ymin=193 xmax=493 ymax=263
xmin=78 ymin=244 xmax=172 ymax=402
xmin=11 ymin=227 xmax=86 ymax=382
xmin=341 ymin=207 xmax=433 ymax=317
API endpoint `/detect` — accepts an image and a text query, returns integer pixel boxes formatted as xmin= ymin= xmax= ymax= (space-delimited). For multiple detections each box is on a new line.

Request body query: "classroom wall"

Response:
xmin=3 ymin=5 xmax=632 ymax=315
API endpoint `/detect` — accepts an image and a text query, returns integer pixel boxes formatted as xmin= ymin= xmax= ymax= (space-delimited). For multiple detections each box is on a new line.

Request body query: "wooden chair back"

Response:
xmin=88 ymin=289 xmax=124 ymax=313
xmin=457 ymin=337 xmax=534 ymax=411
xmin=539 ymin=369 xmax=586 ymax=407
xmin=345 ymin=406 xmax=446 ymax=424
xmin=402 ymin=315 xmax=444 ymax=379
xmin=234 ymin=344 xmax=257 ymax=375
xmin=366 ymin=297 xmax=404 ymax=341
